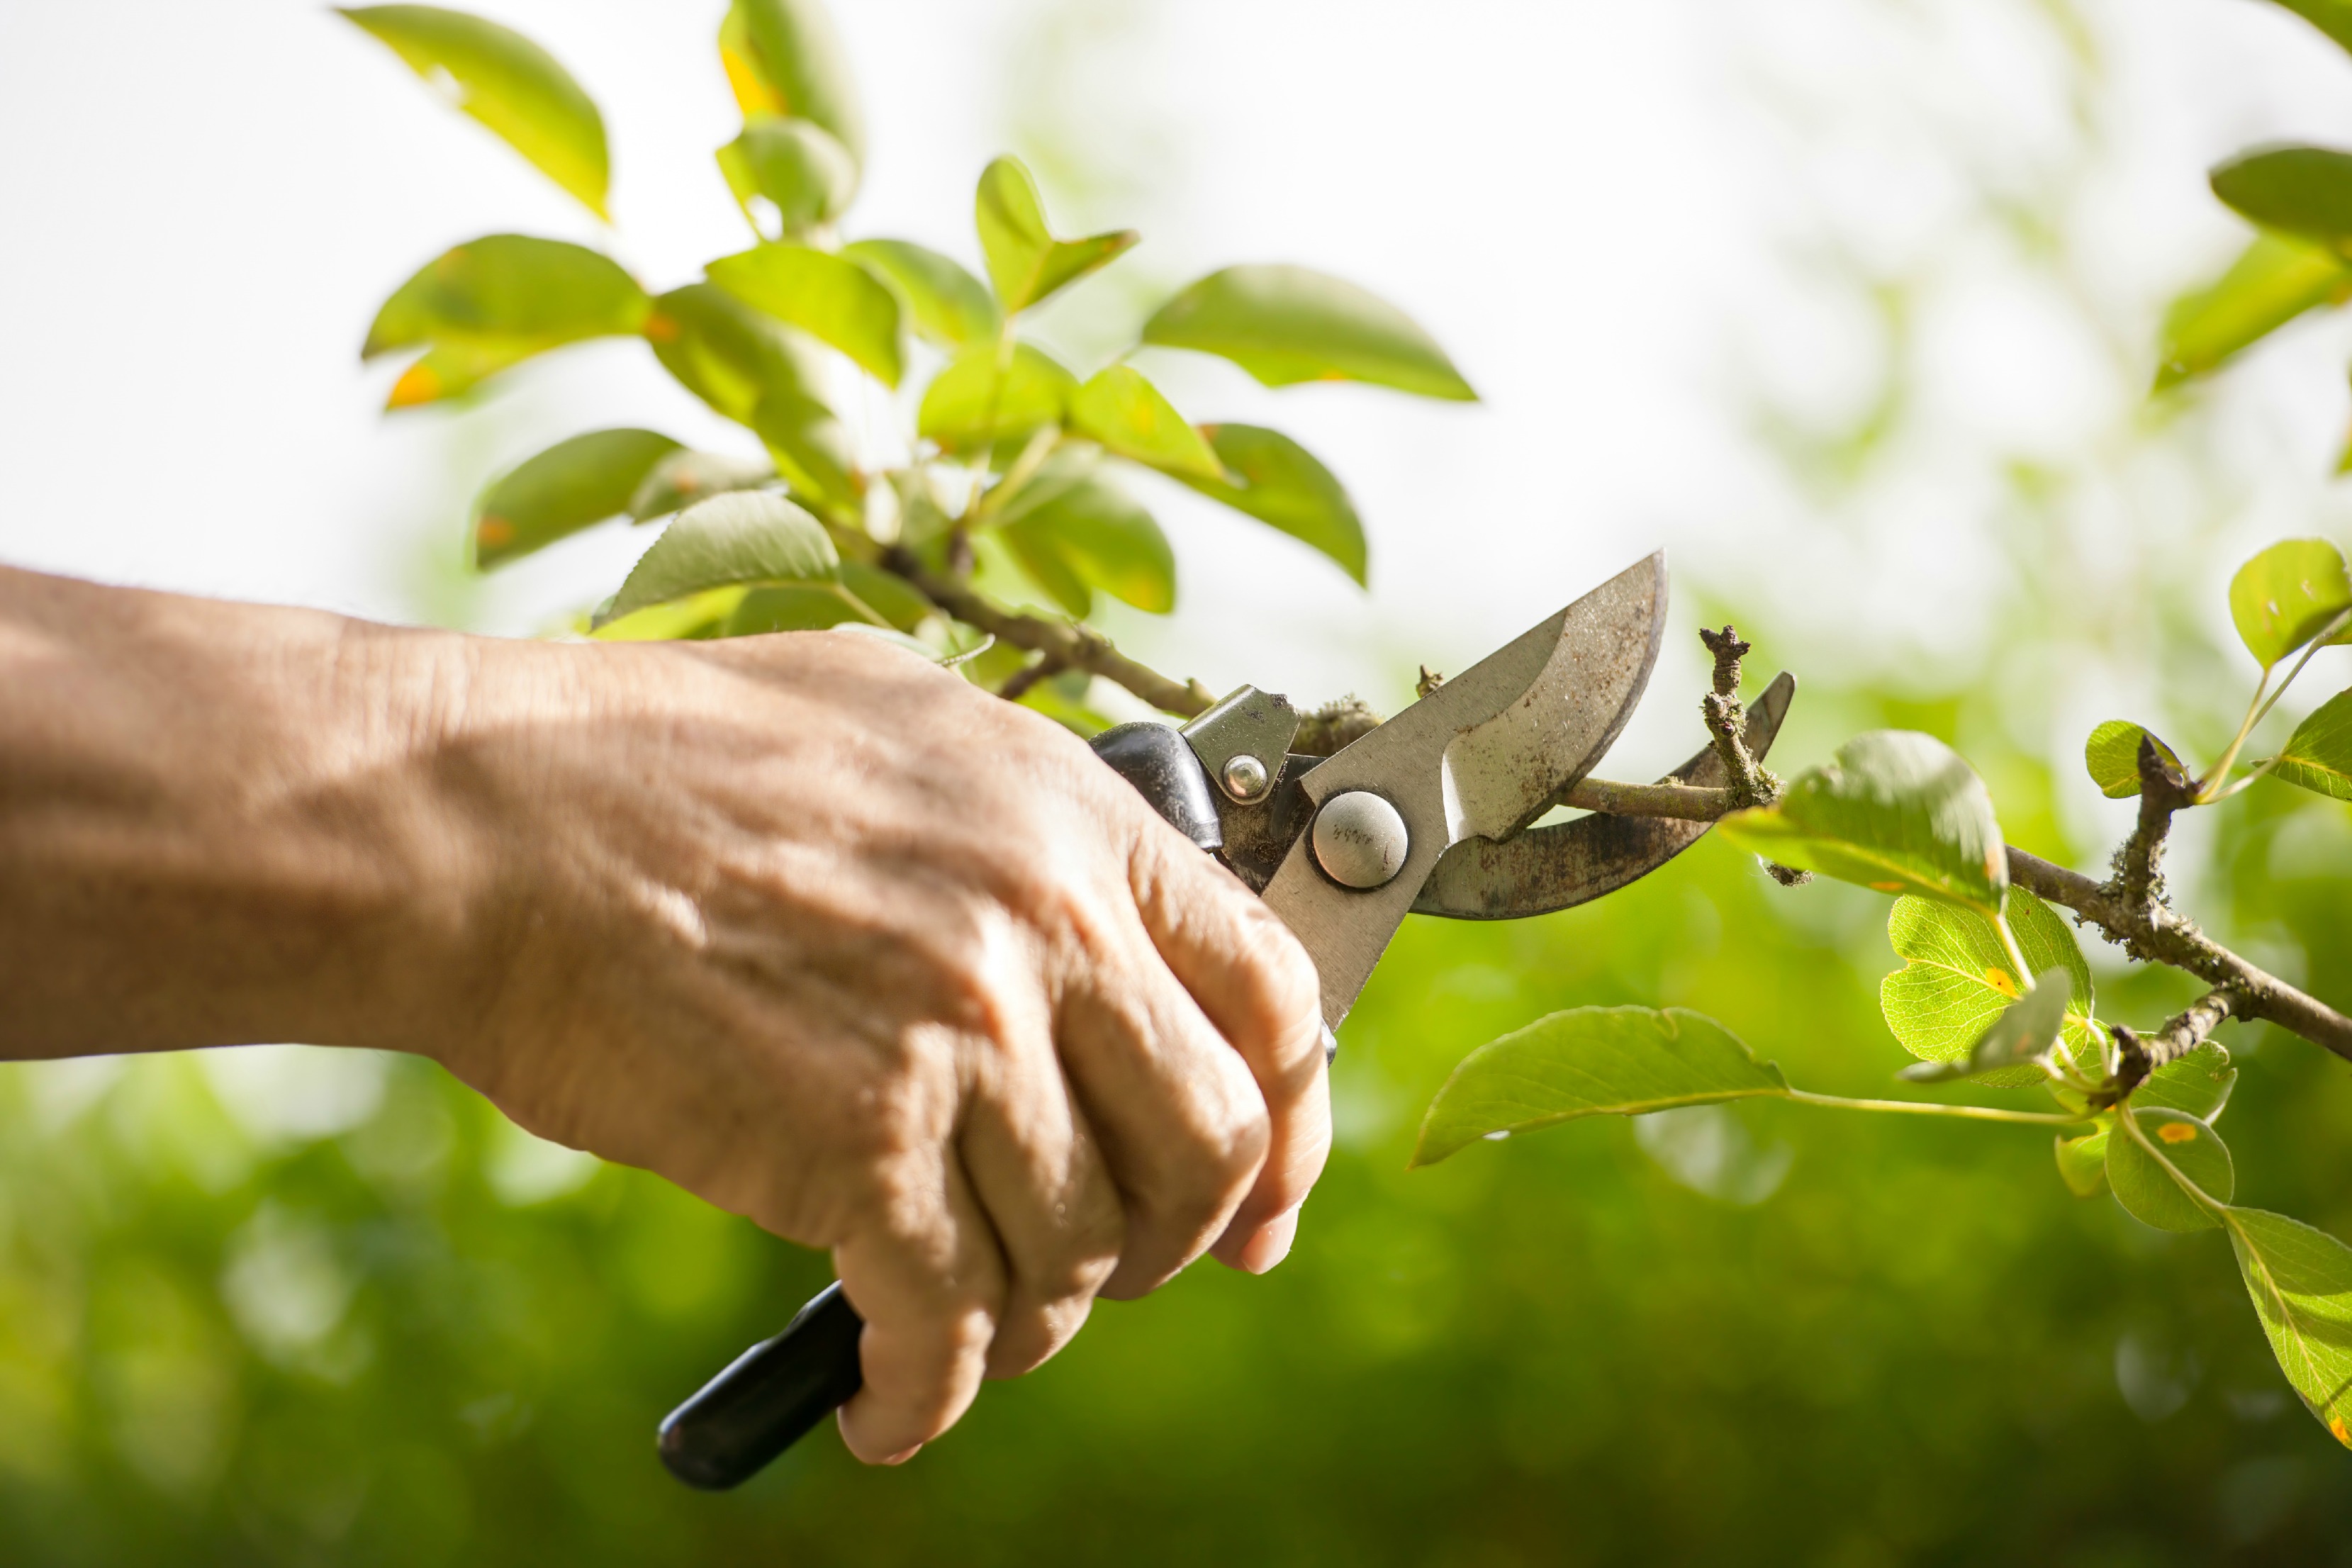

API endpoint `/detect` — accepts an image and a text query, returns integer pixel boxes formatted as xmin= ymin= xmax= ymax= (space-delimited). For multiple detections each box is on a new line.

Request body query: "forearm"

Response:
xmin=0 ymin=566 xmax=492 ymax=1059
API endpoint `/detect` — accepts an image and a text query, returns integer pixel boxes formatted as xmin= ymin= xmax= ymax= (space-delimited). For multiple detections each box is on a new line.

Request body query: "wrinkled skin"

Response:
xmin=0 ymin=568 xmax=1330 ymax=1462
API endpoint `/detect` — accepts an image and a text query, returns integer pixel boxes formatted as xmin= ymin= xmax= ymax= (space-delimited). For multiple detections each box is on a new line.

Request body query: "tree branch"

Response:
xmin=2007 ymin=848 xmax=2352 ymax=1066
xmin=2110 ymin=734 xmax=2197 ymax=914
xmin=2106 ymin=989 xmax=2239 ymax=1101
xmin=1562 ymin=778 xmax=1735 ymax=818
xmin=883 ymin=549 xmax=1217 ymax=717
xmin=1698 ymin=625 xmax=1778 ymax=810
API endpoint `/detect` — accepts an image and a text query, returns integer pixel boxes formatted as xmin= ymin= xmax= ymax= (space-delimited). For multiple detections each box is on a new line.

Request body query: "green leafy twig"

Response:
xmin=880 ymin=547 xmax=1216 ymax=715
xmin=2006 ymin=849 xmax=2352 ymax=1065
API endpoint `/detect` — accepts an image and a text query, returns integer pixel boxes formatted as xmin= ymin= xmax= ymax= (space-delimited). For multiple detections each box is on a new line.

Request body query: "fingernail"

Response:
xmin=1240 ymin=1205 xmax=1301 ymax=1275
xmin=880 ymin=1445 xmax=922 ymax=1466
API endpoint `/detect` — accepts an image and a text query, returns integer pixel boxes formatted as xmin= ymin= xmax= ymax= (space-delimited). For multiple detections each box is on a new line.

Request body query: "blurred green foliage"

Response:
xmin=4 ymin=690 xmax=2348 ymax=1561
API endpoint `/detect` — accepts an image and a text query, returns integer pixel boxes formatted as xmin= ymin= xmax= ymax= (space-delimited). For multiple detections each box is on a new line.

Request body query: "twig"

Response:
xmin=1698 ymin=625 xmax=1778 ymax=810
xmin=2107 ymin=988 xmax=2239 ymax=1102
xmin=882 ymin=548 xmax=1216 ymax=716
xmin=2110 ymin=734 xmax=2197 ymax=914
xmin=2008 ymin=849 xmax=2352 ymax=1067
xmin=997 ymin=654 xmax=1064 ymax=702
xmin=1562 ymin=778 xmax=1735 ymax=818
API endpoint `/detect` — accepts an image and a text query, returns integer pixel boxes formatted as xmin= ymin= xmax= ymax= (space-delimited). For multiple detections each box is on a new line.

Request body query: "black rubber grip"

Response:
xmin=656 ymin=724 xmax=1213 ymax=1489
xmin=657 ymin=1282 xmax=864 ymax=1489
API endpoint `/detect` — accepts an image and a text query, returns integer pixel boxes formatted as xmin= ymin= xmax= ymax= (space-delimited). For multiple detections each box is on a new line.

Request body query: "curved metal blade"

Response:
xmin=1411 ymin=671 xmax=1796 ymax=919
xmin=1262 ymin=553 xmax=1668 ymax=1027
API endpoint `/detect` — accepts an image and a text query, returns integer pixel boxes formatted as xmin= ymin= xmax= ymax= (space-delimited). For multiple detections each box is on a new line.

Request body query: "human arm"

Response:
xmin=0 ymin=565 xmax=1330 ymax=1462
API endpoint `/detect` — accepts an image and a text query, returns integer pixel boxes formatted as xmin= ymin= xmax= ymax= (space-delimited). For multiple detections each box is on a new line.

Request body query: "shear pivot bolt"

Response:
xmin=1311 ymin=792 xmax=1410 ymax=890
xmin=1221 ymin=753 xmax=1270 ymax=802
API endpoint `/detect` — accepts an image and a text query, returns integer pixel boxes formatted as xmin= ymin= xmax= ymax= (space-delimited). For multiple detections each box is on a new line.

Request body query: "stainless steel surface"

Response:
xmin=1180 ymin=685 xmax=1302 ymax=803
xmin=1221 ymin=753 xmax=1270 ymax=802
xmin=1413 ymin=671 xmax=1796 ymax=919
xmin=1309 ymin=791 xmax=1411 ymax=888
xmin=1261 ymin=552 xmax=1669 ymax=1027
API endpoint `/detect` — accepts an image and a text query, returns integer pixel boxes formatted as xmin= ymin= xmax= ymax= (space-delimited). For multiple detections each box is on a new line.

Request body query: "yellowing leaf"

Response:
xmin=974 ymin=157 xmax=1137 ymax=313
xmin=719 ymin=0 xmax=866 ymax=169
xmin=341 ymin=6 xmax=611 ymax=216
xmin=2222 ymin=1206 xmax=2352 ymax=1449
xmin=364 ymin=235 xmax=649 ymax=405
xmin=473 ymin=428 xmax=681 ymax=568
xmin=1069 ymin=366 xmax=1221 ymax=482
xmin=642 ymin=283 xmax=826 ymax=427
xmin=2108 ymin=1109 xmax=2234 ymax=1233
xmin=1878 ymin=891 xmax=2098 ymax=1087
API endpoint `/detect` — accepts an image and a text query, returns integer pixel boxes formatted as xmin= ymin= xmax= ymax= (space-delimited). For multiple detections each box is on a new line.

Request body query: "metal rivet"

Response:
xmin=1221 ymin=753 xmax=1270 ymax=802
xmin=1311 ymin=791 xmax=1410 ymax=890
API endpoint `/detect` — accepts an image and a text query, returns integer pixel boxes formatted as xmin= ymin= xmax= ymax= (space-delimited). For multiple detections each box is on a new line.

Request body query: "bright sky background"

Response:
xmin=5 ymin=0 xmax=2352 ymax=804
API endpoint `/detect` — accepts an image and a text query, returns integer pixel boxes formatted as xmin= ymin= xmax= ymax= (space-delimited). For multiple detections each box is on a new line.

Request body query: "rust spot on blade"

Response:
xmin=642 ymin=313 xmax=680 ymax=345
xmin=2157 ymin=1121 xmax=2199 ymax=1145
xmin=476 ymin=517 xmax=514 ymax=550
xmin=1871 ymin=881 xmax=1903 ymax=893
xmin=1983 ymin=968 xmax=2018 ymax=997
xmin=2331 ymin=1416 xmax=2349 ymax=1446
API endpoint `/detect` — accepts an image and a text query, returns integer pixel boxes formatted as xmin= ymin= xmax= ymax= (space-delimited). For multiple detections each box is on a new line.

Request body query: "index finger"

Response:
xmin=1124 ymin=827 xmax=1330 ymax=1273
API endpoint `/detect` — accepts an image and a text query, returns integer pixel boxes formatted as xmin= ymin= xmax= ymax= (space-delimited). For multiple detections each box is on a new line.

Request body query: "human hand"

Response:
xmin=425 ymin=629 xmax=1328 ymax=1464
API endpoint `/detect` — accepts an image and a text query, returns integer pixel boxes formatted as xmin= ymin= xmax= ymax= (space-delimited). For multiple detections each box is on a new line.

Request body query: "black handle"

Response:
xmin=657 ymin=1282 xmax=864 ymax=1489
xmin=656 ymin=724 xmax=1214 ymax=1489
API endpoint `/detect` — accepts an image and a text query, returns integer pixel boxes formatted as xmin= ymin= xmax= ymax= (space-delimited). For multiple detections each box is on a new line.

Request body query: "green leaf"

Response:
xmin=364 ymin=235 xmax=649 ymax=406
xmin=2221 ymin=1207 xmax=2352 ymax=1448
xmin=748 ymin=390 xmax=858 ymax=516
xmin=2107 ymin=1109 xmax=2234 ymax=1233
xmin=1879 ymin=891 xmax=2098 ymax=1087
xmin=1141 ymin=264 xmax=1477 ymax=401
xmin=2229 ymin=537 xmax=2352 ymax=668
xmin=917 ymin=342 xmax=1077 ymax=454
xmin=2083 ymin=721 xmax=2185 ymax=800
xmin=707 ymin=244 xmax=903 ymax=387
xmin=627 ymin=449 xmax=775 ymax=522
xmin=1716 ymin=732 xmax=2009 ymax=917
xmin=997 ymin=461 xmax=1174 ymax=616
xmin=1178 ymin=425 xmax=1367 ymax=586
xmin=642 ymin=284 xmax=826 ymax=426
xmin=2212 ymin=147 xmax=2352 ymax=249
xmin=721 ymin=583 xmax=867 ymax=636
xmin=1068 ymin=366 xmax=1222 ymax=482
xmin=2155 ymin=233 xmax=2352 ymax=388
xmin=2264 ymin=686 xmax=2352 ymax=800
xmin=1413 ymin=1006 xmax=1788 ymax=1169
xmin=2137 ymin=1046 xmax=2238 ymax=1124
xmin=339 ymin=5 xmax=610 ymax=218
xmin=841 ymin=240 xmax=1001 ymax=348
xmin=973 ymin=156 xmax=1138 ymax=313
xmin=590 ymin=585 xmax=744 ymax=642
xmin=839 ymin=562 xmax=937 ymax=632
xmin=1896 ymin=969 xmax=2073 ymax=1085
xmin=2055 ymin=1127 xmax=2110 ymax=1197
xmin=719 ymin=0 xmax=865 ymax=169
xmin=473 ymin=428 xmax=680 ymax=568
xmin=602 ymin=491 xmax=839 ymax=625
xmin=717 ymin=116 xmax=858 ymax=236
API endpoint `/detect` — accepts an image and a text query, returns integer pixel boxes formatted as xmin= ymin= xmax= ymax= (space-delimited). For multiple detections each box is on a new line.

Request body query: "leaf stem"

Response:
xmin=1991 ymin=910 xmax=2035 ymax=992
xmin=1783 ymin=1089 xmax=2088 ymax=1127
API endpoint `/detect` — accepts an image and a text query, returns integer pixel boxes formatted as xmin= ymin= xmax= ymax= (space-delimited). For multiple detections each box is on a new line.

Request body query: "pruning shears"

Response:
xmin=656 ymin=551 xmax=1794 ymax=1489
